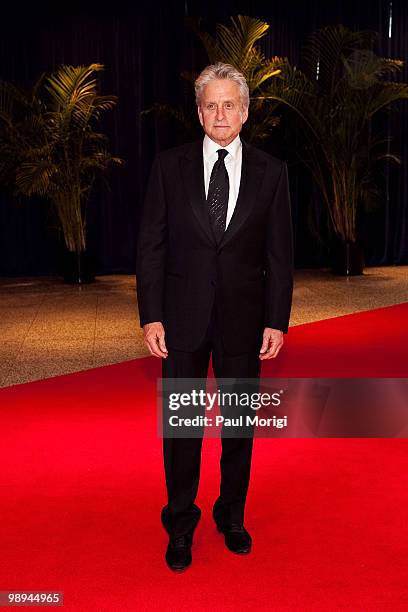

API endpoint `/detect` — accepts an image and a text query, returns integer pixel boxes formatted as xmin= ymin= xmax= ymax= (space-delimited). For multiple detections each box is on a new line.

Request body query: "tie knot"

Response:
xmin=217 ymin=149 xmax=229 ymax=161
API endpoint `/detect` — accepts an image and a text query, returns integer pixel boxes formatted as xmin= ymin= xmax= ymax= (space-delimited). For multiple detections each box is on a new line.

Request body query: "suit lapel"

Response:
xmin=180 ymin=140 xmax=215 ymax=245
xmin=180 ymin=138 xmax=266 ymax=249
xmin=218 ymin=140 xmax=266 ymax=249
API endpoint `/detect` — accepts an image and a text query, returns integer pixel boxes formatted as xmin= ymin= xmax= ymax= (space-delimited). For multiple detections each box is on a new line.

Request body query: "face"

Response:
xmin=197 ymin=79 xmax=248 ymax=147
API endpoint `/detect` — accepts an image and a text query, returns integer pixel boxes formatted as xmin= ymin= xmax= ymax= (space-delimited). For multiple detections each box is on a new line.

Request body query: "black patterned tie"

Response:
xmin=207 ymin=149 xmax=229 ymax=244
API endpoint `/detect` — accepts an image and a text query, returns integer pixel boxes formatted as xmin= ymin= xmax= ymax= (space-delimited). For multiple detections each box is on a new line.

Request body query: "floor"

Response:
xmin=0 ymin=266 xmax=407 ymax=388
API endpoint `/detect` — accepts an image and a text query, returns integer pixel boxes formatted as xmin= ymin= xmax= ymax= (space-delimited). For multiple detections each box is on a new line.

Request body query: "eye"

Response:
xmin=224 ymin=102 xmax=234 ymax=110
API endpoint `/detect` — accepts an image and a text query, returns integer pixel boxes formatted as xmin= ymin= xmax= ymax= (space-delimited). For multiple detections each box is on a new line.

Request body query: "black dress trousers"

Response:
xmin=161 ymin=299 xmax=261 ymax=538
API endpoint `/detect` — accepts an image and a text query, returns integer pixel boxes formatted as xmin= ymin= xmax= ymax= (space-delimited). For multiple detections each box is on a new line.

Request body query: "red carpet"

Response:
xmin=0 ymin=302 xmax=408 ymax=611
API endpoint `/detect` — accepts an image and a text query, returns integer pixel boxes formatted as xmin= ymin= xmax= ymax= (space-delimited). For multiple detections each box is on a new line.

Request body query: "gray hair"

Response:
xmin=194 ymin=62 xmax=250 ymax=111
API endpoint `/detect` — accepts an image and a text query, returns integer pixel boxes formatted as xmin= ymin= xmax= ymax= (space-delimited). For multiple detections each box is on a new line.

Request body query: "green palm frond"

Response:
xmin=44 ymin=63 xmax=116 ymax=133
xmin=365 ymin=81 xmax=408 ymax=115
xmin=0 ymin=63 xmax=123 ymax=252
xmin=45 ymin=63 xmax=103 ymax=107
xmin=214 ymin=15 xmax=269 ymax=70
xmin=242 ymin=99 xmax=280 ymax=142
xmin=15 ymin=159 xmax=55 ymax=197
xmin=301 ymin=25 xmax=378 ymax=93
xmin=187 ymin=15 xmax=279 ymax=93
xmin=262 ymin=23 xmax=408 ymax=241
xmin=250 ymin=58 xmax=282 ymax=90
xmin=262 ymin=60 xmax=327 ymax=146
xmin=342 ymin=50 xmax=404 ymax=89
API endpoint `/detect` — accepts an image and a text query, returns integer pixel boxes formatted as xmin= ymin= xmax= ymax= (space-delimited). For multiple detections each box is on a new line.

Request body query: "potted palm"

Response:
xmin=261 ymin=24 xmax=408 ymax=274
xmin=0 ymin=63 xmax=123 ymax=282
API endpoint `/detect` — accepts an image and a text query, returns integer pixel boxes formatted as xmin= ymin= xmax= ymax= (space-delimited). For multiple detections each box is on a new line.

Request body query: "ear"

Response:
xmin=197 ymin=105 xmax=204 ymax=127
xmin=241 ymin=107 xmax=249 ymax=125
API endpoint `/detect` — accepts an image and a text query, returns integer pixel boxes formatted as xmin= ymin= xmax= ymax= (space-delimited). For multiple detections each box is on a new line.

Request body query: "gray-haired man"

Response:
xmin=137 ymin=62 xmax=293 ymax=570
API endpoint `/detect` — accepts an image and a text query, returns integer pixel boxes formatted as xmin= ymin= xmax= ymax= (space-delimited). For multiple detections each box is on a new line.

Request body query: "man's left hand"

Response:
xmin=259 ymin=328 xmax=284 ymax=360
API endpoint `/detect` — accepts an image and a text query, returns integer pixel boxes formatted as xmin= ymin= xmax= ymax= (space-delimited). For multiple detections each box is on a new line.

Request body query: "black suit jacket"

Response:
xmin=136 ymin=138 xmax=294 ymax=355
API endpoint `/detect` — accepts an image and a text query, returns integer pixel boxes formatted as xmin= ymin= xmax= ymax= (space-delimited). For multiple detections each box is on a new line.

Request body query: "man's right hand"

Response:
xmin=142 ymin=322 xmax=168 ymax=358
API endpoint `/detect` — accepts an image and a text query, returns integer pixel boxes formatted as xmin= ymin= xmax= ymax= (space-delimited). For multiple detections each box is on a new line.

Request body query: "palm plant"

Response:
xmin=0 ymin=63 xmax=123 ymax=254
xmin=186 ymin=15 xmax=284 ymax=143
xmin=143 ymin=15 xmax=284 ymax=145
xmin=261 ymin=24 xmax=408 ymax=244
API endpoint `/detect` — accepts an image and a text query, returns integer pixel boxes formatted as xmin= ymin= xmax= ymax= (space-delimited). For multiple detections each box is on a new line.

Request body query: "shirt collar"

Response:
xmin=203 ymin=133 xmax=241 ymax=161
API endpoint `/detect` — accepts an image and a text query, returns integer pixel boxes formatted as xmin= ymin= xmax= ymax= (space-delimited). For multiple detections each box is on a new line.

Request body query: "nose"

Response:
xmin=215 ymin=105 xmax=225 ymax=121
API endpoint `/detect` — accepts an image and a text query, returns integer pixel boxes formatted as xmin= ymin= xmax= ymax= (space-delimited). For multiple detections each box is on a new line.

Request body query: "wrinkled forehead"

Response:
xmin=201 ymin=79 xmax=242 ymax=103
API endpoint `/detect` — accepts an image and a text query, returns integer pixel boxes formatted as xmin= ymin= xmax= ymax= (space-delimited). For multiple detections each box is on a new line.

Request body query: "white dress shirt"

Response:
xmin=203 ymin=133 xmax=242 ymax=229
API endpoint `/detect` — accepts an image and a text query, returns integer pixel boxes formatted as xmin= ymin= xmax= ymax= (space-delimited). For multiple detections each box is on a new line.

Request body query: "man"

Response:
xmin=136 ymin=62 xmax=293 ymax=571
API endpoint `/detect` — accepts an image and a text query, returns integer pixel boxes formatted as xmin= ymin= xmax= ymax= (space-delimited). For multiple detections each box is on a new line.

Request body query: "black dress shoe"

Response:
xmin=165 ymin=533 xmax=193 ymax=571
xmin=217 ymin=523 xmax=252 ymax=554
